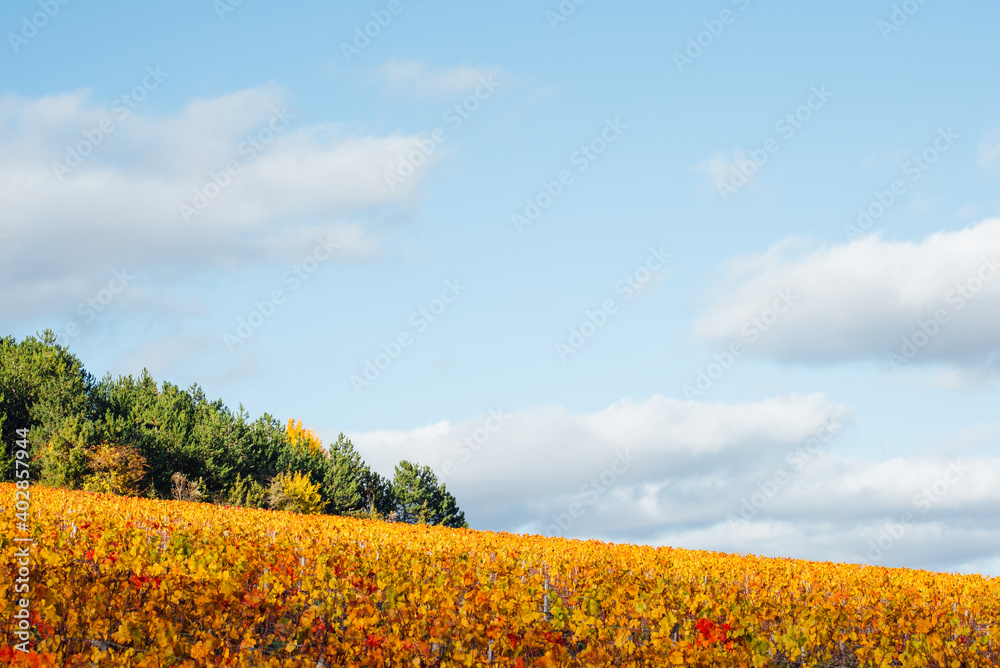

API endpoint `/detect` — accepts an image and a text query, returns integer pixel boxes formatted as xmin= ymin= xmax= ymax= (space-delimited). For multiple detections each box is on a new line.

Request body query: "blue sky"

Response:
xmin=3 ymin=0 xmax=1000 ymax=575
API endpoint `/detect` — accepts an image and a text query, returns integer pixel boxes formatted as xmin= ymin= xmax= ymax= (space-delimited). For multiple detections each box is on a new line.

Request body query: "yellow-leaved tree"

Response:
xmin=285 ymin=418 xmax=325 ymax=456
xmin=268 ymin=470 xmax=324 ymax=514
xmin=82 ymin=442 xmax=148 ymax=496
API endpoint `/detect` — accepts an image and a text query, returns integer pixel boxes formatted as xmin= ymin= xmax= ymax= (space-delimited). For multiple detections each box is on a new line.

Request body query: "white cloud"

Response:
xmin=692 ymin=219 xmax=1000 ymax=368
xmin=648 ymin=455 xmax=1000 ymax=574
xmin=351 ymin=392 xmax=850 ymax=530
xmin=691 ymin=149 xmax=761 ymax=197
xmin=0 ymin=86 xmax=431 ymax=318
xmin=377 ymin=61 xmax=501 ymax=100
xmin=889 ymin=355 xmax=1000 ymax=390
xmin=979 ymin=130 xmax=1000 ymax=168
xmin=349 ymin=395 xmax=1000 ymax=575
xmin=953 ymin=204 xmax=982 ymax=222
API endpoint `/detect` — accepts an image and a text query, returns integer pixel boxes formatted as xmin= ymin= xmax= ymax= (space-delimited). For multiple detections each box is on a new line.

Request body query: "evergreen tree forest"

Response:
xmin=0 ymin=331 xmax=467 ymax=528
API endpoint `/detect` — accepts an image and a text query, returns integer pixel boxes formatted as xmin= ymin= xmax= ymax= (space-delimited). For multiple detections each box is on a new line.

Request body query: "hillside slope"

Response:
xmin=1 ymin=484 xmax=998 ymax=667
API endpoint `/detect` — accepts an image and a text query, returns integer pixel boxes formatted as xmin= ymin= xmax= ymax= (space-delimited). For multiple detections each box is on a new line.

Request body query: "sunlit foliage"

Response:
xmin=1 ymin=484 xmax=997 ymax=666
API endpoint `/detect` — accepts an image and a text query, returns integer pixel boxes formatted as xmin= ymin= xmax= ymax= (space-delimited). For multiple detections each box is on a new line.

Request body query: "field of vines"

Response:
xmin=1 ymin=484 xmax=998 ymax=667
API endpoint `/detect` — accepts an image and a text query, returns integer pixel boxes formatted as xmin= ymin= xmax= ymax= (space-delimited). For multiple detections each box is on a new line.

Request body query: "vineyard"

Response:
xmin=1 ymin=484 xmax=998 ymax=667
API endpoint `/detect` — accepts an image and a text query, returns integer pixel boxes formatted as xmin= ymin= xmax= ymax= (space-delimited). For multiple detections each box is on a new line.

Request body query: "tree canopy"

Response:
xmin=0 ymin=330 xmax=468 ymax=528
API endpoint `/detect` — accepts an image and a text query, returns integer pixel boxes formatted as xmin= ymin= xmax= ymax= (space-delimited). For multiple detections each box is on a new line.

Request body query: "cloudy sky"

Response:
xmin=3 ymin=1 xmax=999 ymax=576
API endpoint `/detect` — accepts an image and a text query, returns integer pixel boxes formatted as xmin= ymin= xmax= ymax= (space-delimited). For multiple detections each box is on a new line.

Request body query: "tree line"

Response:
xmin=0 ymin=331 xmax=467 ymax=528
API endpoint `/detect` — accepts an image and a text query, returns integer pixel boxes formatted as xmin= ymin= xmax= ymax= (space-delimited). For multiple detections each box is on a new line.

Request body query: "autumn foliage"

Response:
xmin=284 ymin=420 xmax=324 ymax=458
xmin=1 ymin=484 xmax=998 ymax=667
